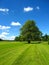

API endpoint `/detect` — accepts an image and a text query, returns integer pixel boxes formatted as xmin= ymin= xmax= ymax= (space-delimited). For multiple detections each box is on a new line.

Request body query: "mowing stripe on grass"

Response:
xmin=38 ymin=45 xmax=49 ymax=64
xmin=36 ymin=45 xmax=48 ymax=65
xmin=0 ymin=42 xmax=49 ymax=65
xmin=12 ymin=44 xmax=49 ymax=65
xmin=0 ymin=42 xmax=30 ymax=65
xmin=12 ymin=44 xmax=32 ymax=65
xmin=12 ymin=44 xmax=41 ymax=65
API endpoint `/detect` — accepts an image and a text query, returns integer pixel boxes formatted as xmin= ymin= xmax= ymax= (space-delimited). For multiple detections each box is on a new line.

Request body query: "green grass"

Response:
xmin=0 ymin=41 xmax=49 ymax=65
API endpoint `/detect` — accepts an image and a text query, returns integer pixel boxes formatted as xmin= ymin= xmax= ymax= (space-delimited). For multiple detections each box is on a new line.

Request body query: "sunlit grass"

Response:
xmin=0 ymin=41 xmax=49 ymax=65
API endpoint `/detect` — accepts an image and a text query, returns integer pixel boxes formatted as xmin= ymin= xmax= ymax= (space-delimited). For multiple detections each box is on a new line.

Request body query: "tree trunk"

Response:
xmin=28 ymin=40 xmax=30 ymax=43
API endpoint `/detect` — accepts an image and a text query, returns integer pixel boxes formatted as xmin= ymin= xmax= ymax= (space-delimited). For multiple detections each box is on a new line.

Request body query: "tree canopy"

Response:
xmin=20 ymin=20 xmax=42 ymax=43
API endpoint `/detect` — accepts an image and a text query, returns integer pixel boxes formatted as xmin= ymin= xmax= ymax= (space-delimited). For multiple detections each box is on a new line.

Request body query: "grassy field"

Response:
xmin=0 ymin=41 xmax=49 ymax=65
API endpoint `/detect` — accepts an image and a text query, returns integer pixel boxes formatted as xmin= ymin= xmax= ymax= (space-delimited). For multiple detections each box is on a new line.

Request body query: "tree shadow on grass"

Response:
xmin=24 ymin=41 xmax=42 ymax=44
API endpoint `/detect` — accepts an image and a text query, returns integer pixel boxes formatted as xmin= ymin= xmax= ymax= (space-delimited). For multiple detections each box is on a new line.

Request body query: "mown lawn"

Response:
xmin=0 ymin=41 xmax=49 ymax=65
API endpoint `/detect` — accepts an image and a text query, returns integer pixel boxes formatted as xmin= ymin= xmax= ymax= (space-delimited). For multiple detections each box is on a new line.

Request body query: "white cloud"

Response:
xmin=24 ymin=7 xmax=33 ymax=12
xmin=0 ymin=8 xmax=9 ymax=12
xmin=0 ymin=25 xmax=11 ymax=30
xmin=9 ymin=36 xmax=16 ymax=40
xmin=0 ymin=32 xmax=16 ymax=40
xmin=1 ymin=32 xmax=9 ymax=35
xmin=0 ymin=32 xmax=9 ymax=40
xmin=11 ymin=22 xmax=21 ymax=26
xmin=0 ymin=34 xmax=6 ymax=39
xmin=36 ymin=6 xmax=40 ymax=10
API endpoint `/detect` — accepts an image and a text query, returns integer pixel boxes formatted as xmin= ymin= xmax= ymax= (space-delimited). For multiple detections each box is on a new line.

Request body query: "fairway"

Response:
xmin=0 ymin=41 xmax=49 ymax=65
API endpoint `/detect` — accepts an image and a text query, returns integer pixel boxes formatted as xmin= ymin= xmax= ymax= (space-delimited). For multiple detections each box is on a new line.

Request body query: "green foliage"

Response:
xmin=15 ymin=35 xmax=25 ymax=41
xmin=0 ymin=38 xmax=3 ymax=41
xmin=20 ymin=20 xmax=42 ymax=42
xmin=48 ymin=36 xmax=49 ymax=44
xmin=15 ymin=37 xmax=19 ymax=41
xmin=42 ymin=34 xmax=48 ymax=41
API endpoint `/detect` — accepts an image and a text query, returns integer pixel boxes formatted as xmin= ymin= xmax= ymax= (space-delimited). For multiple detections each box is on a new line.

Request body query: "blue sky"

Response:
xmin=0 ymin=0 xmax=49 ymax=40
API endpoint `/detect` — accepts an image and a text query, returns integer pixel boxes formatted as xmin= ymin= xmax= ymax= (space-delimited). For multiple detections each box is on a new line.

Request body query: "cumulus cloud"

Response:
xmin=0 ymin=34 xmax=6 ymax=39
xmin=0 ymin=32 xmax=9 ymax=40
xmin=0 ymin=25 xmax=11 ymax=30
xmin=1 ymin=32 xmax=9 ymax=35
xmin=0 ymin=32 xmax=15 ymax=40
xmin=0 ymin=8 xmax=9 ymax=12
xmin=11 ymin=22 xmax=21 ymax=26
xmin=24 ymin=7 xmax=33 ymax=12
xmin=9 ymin=36 xmax=16 ymax=40
xmin=36 ymin=6 xmax=40 ymax=10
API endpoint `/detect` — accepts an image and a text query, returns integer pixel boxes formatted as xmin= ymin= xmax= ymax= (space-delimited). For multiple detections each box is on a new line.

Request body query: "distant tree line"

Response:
xmin=15 ymin=20 xmax=49 ymax=43
xmin=15 ymin=34 xmax=49 ymax=41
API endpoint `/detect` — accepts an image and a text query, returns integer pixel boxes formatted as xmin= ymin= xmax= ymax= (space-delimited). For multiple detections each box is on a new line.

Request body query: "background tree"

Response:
xmin=48 ymin=36 xmax=49 ymax=45
xmin=15 ymin=37 xmax=20 ymax=41
xmin=0 ymin=38 xmax=3 ymax=41
xmin=15 ymin=35 xmax=25 ymax=41
xmin=42 ymin=34 xmax=48 ymax=41
xmin=20 ymin=20 xmax=42 ymax=43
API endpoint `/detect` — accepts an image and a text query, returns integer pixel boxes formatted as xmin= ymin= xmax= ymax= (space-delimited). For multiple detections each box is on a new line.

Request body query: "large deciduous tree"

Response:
xmin=20 ymin=20 xmax=42 ymax=43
